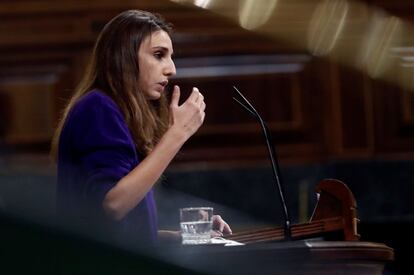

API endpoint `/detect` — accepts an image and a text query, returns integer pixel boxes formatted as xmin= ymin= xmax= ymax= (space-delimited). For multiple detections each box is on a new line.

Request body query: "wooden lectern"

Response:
xmin=227 ymin=179 xmax=360 ymax=243
xmin=166 ymin=239 xmax=394 ymax=275
xmin=164 ymin=179 xmax=394 ymax=275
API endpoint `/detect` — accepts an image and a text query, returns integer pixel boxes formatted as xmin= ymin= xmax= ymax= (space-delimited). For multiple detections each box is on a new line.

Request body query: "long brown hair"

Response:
xmin=51 ymin=10 xmax=172 ymax=159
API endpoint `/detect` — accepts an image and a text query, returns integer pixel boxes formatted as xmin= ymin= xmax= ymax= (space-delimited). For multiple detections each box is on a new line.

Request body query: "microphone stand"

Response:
xmin=232 ymin=86 xmax=292 ymax=240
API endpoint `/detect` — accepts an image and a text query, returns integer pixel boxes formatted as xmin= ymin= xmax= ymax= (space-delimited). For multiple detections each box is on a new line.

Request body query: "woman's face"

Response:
xmin=138 ymin=30 xmax=176 ymax=100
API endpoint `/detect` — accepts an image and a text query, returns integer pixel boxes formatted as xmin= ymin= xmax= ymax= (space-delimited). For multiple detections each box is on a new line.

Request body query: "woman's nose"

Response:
xmin=164 ymin=59 xmax=176 ymax=76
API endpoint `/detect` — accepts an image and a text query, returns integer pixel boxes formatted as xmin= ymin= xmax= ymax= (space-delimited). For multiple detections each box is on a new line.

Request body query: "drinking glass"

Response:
xmin=180 ymin=207 xmax=213 ymax=245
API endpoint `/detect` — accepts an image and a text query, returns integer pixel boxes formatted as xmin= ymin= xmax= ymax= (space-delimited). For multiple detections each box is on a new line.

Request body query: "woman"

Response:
xmin=52 ymin=10 xmax=231 ymax=245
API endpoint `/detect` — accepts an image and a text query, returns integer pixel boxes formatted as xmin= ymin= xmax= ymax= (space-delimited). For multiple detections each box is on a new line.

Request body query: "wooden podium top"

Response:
xmin=155 ymin=180 xmax=394 ymax=274
xmin=158 ymin=240 xmax=394 ymax=275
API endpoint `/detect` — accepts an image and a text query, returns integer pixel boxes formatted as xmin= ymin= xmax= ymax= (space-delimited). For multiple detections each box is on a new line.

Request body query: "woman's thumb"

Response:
xmin=170 ymin=85 xmax=180 ymax=107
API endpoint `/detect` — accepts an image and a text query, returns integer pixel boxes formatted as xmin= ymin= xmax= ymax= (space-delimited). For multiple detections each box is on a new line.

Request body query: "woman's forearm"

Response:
xmin=103 ymin=86 xmax=205 ymax=221
xmin=102 ymin=127 xmax=186 ymax=220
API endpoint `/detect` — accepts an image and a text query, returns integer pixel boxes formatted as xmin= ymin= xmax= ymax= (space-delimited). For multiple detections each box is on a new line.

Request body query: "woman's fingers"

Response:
xmin=201 ymin=101 xmax=206 ymax=112
xmin=188 ymin=87 xmax=205 ymax=107
xmin=195 ymin=89 xmax=204 ymax=105
xmin=188 ymin=87 xmax=200 ymax=102
xmin=212 ymin=215 xmax=232 ymax=235
xmin=211 ymin=230 xmax=224 ymax=238
xmin=169 ymin=86 xmax=206 ymax=139
xmin=221 ymin=221 xmax=232 ymax=234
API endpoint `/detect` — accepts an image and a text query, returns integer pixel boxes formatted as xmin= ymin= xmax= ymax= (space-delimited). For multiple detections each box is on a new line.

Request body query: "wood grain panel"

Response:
xmin=171 ymin=56 xmax=329 ymax=163
xmin=373 ymin=79 xmax=414 ymax=153
xmin=337 ymin=65 xmax=374 ymax=155
xmin=1 ymin=0 xmax=414 ymax=164
xmin=0 ymin=78 xmax=55 ymax=144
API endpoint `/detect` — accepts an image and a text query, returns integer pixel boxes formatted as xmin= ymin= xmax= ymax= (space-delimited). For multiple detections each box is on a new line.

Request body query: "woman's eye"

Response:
xmin=154 ymin=52 xmax=163 ymax=59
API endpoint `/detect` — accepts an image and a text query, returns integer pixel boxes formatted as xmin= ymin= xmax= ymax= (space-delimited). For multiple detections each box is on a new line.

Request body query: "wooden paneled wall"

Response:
xmin=1 ymin=0 xmax=414 ymax=165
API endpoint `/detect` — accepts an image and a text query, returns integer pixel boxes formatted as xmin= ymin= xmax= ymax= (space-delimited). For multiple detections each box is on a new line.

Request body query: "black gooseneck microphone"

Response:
xmin=232 ymin=86 xmax=292 ymax=240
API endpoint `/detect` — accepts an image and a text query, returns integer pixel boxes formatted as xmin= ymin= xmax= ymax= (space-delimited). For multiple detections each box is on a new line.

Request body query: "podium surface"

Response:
xmin=161 ymin=240 xmax=394 ymax=275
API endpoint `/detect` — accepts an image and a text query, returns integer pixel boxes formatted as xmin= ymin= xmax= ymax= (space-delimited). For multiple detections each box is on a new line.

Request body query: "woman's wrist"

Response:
xmin=165 ymin=125 xmax=189 ymax=146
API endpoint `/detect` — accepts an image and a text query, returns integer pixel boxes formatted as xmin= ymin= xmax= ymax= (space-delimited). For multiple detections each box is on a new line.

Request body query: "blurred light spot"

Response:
xmin=195 ymin=0 xmax=211 ymax=8
xmin=307 ymin=0 xmax=348 ymax=57
xmin=238 ymin=0 xmax=278 ymax=30
xmin=359 ymin=14 xmax=402 ymax=78
xmin=391 ymin=47 xmax=414 ymax=54
xmin=388 ymin=47 xmax=414 ymax=91
xmin=391 ymin=47 xmax=414 ymax=67
xmin=170 ymin=0 xmax=193 ymax=4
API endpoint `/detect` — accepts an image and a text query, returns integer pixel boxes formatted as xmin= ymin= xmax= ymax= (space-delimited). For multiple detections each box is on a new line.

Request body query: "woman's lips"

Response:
xmin=159 ymin=80 xmax=168 ymax=87
xmin=156 ymin=81 xmax=168 ymax=91
xmin=156 ymin=82 xmax=166 ymax=92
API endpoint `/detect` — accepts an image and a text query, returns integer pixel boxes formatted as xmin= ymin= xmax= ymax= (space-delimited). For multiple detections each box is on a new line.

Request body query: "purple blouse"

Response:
xmin=56 ymin=90 xmax=158 ymax=244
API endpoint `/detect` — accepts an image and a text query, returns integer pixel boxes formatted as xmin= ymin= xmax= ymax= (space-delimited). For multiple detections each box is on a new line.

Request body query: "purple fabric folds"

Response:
xmin=57 ymin=90 xmax=158 ymax=245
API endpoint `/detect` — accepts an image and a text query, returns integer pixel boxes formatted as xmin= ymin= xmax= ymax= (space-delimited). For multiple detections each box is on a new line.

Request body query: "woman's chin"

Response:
xmin=146 ymin=91 xmax=162 ymax=100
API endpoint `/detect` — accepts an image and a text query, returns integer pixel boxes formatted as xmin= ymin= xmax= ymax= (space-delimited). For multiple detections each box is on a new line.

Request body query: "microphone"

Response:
xmin=232 ymin=86 xmax=292 ymax=240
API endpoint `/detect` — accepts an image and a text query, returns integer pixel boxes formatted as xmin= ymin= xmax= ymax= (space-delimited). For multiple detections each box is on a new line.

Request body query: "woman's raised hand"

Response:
xmin=169 ymin=85 xmax=206 ymax=140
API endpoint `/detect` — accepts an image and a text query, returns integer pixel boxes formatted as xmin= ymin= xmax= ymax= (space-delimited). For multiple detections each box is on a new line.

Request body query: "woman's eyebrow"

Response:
xmin=152 ymin=46 xmax=168 ymax=51
xmin=151 ymin=46 xmax=173 ymax=55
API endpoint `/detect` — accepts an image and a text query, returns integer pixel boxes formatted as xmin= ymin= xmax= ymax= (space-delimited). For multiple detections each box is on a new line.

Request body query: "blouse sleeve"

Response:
xmin=68 ymin=93 xmax=139 ymax=206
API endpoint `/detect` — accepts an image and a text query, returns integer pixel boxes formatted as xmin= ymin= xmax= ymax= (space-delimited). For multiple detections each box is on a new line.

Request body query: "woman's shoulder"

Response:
xmin=62 ymin=89 xmax=131 ymax=143
xmin=66 ymin=89 xmax=126 ymax=124
xmin=74 ymin=89 xmax=120 ymax=114
xmin=65 ymin=89 xmax=126 ymax=131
